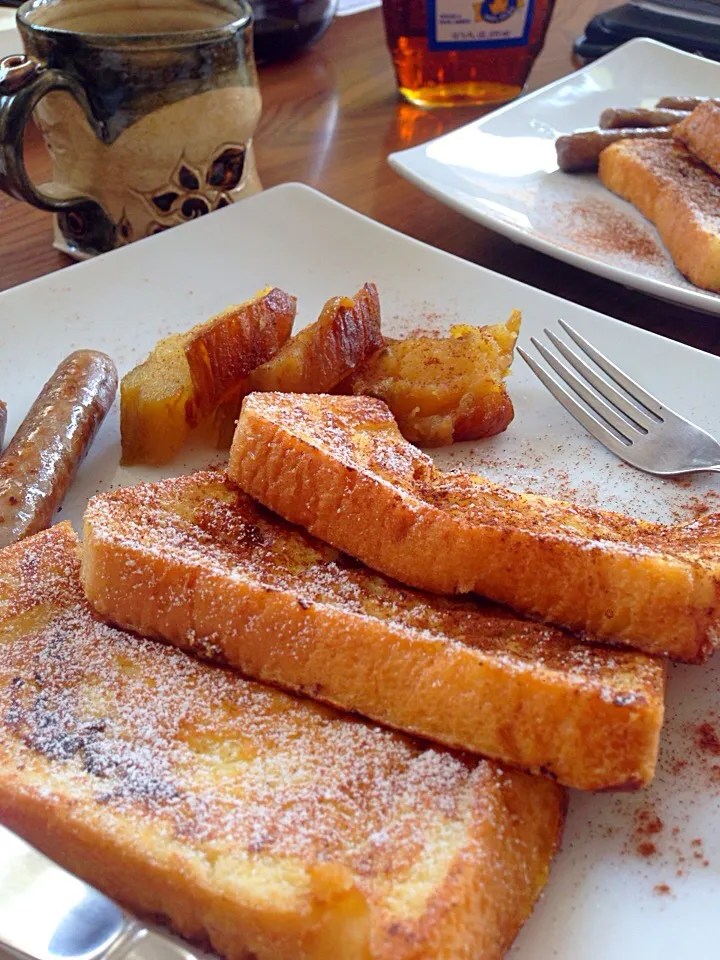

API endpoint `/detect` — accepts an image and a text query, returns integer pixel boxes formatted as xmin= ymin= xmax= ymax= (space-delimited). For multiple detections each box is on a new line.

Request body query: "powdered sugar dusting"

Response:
xmin=3 ymin=593 xmax=464 ymax=862
xmin=240 ymin=393 xmax=720 ymax=563
xmin=86 ymin=472 xmax=662 ymax=699
xmin=0 ymin=523 xmax=565 ymax=938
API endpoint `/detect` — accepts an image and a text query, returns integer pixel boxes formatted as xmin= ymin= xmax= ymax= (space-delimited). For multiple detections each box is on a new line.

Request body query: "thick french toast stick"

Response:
xmin=0 ymin=523 xmax=565 ymax=960
xmin=674 ymin=101 xmax=720 ymax=177
xmin=599 ymin=138 xmax=720 ymax=292
xmin=83 ymin=472 xmax=665 ymax=790
xmin=229 ymin=393 xmax=720 ymax=663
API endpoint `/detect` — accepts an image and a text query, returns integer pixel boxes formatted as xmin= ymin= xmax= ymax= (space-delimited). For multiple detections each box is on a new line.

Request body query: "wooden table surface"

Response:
xmin=2 ymin=0 xmax=719 ymax=355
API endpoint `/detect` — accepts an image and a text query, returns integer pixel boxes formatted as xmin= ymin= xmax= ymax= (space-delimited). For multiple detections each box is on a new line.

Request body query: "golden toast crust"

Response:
xmin=599 ymin=138 xmax=720 ymax=291
xmin=0 ymin=523 xmax=565 ymax=960
xmin=674 ymin=101 xmax=720 ymax=178
xmin=82 ymin=472 xmax=665 ymax=791
xmin=229 ymin=393 xmax=720 ymax=662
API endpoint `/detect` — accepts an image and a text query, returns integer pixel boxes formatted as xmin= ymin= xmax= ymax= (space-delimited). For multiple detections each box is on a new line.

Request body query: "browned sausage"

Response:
xmin=0 ymin=401 xmax=5 ymax=451
xmin=655 ymin=97 xmax=720 ymax=111
xmin=599 ymin=107 xmax=690 ymax=129
xmin=0 ymin=350 xmax=117 ymax=548
xmin=556 ymin=127 xmax=673 ymax=172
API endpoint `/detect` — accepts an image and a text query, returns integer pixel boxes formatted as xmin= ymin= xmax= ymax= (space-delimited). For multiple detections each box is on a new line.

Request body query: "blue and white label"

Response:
xmin=427 ymin=0 xmax=534 ymax=50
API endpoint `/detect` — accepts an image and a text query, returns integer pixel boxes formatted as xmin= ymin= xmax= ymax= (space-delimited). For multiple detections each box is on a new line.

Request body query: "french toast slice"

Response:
xmin=338 ymin=313 xmax=520 ymax=447
xmin=673 ymin=101 xmax=720 ymax=177
xmin=598 ymin=138 xmax=720 ymax=292
xmin=82 ymin=472 xmax=665 ymax=791
xmin=229 ymin=393 xmax=720 ymax=663
xmin=0 ymin=523 xmax=565 ymax=960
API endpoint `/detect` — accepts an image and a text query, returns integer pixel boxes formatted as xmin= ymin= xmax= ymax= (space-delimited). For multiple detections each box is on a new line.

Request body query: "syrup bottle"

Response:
xmin=382 ymin=0 xmax=556 ymax=107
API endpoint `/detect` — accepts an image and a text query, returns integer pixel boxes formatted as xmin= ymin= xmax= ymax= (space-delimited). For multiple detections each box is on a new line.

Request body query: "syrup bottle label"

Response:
xmin=427 ymin=0 xmax=534 ymax=50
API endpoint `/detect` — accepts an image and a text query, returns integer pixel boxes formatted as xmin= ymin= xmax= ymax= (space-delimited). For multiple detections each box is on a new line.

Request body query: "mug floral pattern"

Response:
xmin=116 ymin=144 xmax=249 ymax=243
xmin=1 ymin=0 xmax=260 ymax=258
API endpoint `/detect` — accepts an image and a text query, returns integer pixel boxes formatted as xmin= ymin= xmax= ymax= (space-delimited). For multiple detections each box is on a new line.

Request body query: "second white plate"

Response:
xmin=389 ymin=38 xmax=720 ymax=316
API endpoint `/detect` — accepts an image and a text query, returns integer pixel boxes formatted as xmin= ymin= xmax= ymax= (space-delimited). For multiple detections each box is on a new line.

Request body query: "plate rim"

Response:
xmin=4 ymin=179 xmax=719 ymax=375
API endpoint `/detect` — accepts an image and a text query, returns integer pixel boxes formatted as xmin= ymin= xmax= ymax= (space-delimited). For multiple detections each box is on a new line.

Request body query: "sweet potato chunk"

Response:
xmin=248 ymin=282 xmax=383 ymax=393
xmin=214 ymin=283 xmax=383 ymax=447
xmin=340 ymin=311 xmax=521 ymax=447
xmin=120 ymin=334 xmax=196 ymax=466
xmin=120 ymin=287 xmax=296 ymax=466
xmin=185 ymin=287 xmax=296 ymax=415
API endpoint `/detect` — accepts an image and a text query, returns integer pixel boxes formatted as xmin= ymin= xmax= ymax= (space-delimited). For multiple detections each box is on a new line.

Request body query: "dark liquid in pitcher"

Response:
xmin=250 ymin=0 xmax=337 ymax=63
xmin=28 ymin=0 xmax=236 ymax=33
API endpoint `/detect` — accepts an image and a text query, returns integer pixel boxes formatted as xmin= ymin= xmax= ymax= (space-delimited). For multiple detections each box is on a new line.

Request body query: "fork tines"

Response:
xmin=518 ymin=320 xmax=665 ymax=456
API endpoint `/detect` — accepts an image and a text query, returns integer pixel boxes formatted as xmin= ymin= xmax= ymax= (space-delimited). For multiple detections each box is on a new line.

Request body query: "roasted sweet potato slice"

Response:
xmin=185 ymin=287 xmax=296 ymax=415
xmin=248 ymin=282 xmax=383 ymax=393
xmin=120 ymin=287 xmax=296 ymax=466
xmin=339 ymin=311 xmax=521 ymax=447
xmin=214 ymin=282 xmax=383 ymax=447
xmin=120 ymin=334 xmax=196 ymax=466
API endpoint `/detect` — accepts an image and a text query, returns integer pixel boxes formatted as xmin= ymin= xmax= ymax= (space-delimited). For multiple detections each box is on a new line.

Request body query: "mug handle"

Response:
xmin=0 ymin=54 xmax=116 ymax=253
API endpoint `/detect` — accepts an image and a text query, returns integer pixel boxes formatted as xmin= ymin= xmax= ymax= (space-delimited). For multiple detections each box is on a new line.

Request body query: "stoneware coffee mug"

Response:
xmin=0 ymin=0 xmax=262 ymax=258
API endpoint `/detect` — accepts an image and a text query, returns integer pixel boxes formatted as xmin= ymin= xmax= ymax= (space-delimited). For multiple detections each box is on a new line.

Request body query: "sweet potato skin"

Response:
xmin=120 ymin=288 xmax=296 ymax=466
xmin=214 ymin=282 xmax=383 ymax=447
xmin=248 ymin=283 xmax=383 ymax=394
xmin=185 ymin=287 xmax=296 ymax=416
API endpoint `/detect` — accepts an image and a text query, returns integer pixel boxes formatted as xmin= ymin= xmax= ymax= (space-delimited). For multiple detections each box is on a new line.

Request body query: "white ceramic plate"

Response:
xmin=2 ymin=183 xmax=720 ymax=959
xmin=389 ymin=38 xmax=720 ymax=317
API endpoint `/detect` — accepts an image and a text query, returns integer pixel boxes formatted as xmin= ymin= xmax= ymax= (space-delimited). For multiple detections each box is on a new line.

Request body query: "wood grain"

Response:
xmin=2 ymin=1 xmax=719 ymax=355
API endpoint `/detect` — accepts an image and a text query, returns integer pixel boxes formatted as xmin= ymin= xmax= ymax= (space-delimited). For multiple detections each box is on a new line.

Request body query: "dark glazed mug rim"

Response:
xmin=17 ymin=0 xmax=252 ymax=48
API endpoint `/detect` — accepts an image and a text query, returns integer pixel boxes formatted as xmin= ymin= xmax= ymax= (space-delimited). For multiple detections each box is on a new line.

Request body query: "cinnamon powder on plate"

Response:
xmin=696 ymin=722 xmax=720 ymax=756
xmin=546 ymin=198 xmax=665 ymax=264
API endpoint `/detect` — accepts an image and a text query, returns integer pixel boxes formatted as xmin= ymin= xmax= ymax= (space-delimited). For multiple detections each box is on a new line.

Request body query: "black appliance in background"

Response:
xmin=575 ymin=0 xmax=720 ymax=62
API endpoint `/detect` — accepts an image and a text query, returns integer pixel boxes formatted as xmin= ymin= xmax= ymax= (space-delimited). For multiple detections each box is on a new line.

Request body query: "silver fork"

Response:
xmin=0 ymin=826 xmax=199 ymax=960
xmin=518 ymin=319 xmax=720 ymax=477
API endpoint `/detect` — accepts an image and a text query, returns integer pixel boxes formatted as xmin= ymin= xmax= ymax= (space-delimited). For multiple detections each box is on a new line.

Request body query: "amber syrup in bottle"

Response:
xmin=382 ymin=0 xmax=556 ymax=107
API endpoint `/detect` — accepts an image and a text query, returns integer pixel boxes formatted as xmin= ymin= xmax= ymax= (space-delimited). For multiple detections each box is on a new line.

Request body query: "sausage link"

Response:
xmin=599 ymin=107 xmax=690 ymax=129
xmin=655 ymin=97 xmax=720 ymax=111
xmin=556 ymin=127 xmax=673 ymax=172
xmin=0 ymin=350 xmax=118 ymax=547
